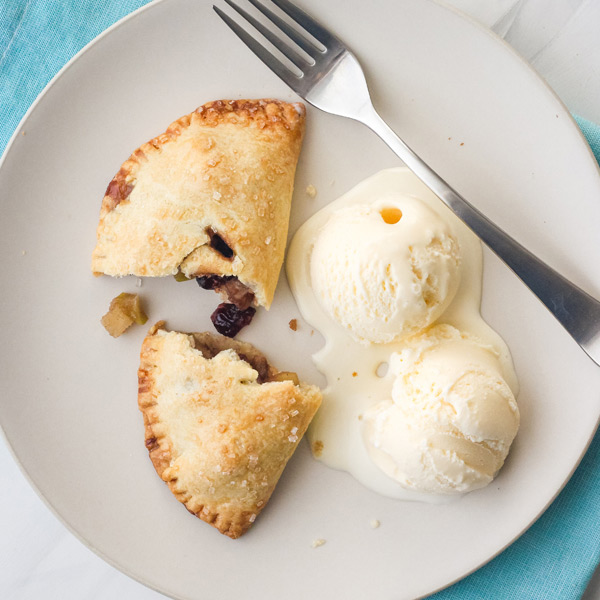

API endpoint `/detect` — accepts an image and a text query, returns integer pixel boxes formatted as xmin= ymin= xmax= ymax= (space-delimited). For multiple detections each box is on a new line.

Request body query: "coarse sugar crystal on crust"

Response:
xmin=92 ymin=99 xmax=306 ymax=308
xmin=138 ymin=322 xmax=322 ymax=538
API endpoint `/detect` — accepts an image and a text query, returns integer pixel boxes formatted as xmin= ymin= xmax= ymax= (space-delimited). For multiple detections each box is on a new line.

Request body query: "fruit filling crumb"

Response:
xmin=101 ymin=293 xmax=147 ymax=337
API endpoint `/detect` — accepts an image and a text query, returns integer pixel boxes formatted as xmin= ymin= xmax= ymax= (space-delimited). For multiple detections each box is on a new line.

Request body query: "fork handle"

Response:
xmin=361 ymin=107 xmax=600 ymax=365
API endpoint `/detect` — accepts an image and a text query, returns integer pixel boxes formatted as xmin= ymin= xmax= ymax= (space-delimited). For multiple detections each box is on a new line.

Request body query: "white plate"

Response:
xmin=1 ymin=1 xmax=600 ymax=599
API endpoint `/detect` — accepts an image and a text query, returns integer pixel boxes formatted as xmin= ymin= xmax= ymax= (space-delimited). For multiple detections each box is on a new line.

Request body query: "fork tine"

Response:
xmin=213 ymin=6 xmax=302 ymax=90
xmin=269 ymin=0 xmax=343 ymax=51
xmin=223 ymin=0 xmax=310 ymax=70
xmin=246 ymin=0 xmax=320 ymax=59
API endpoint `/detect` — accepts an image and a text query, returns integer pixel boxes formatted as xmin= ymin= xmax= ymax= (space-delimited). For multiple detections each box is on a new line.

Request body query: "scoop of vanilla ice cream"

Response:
xmin=362 ymin=324 xmax=519 ymax=494
xmin=309 ymin=196 xmax=461 ymax=344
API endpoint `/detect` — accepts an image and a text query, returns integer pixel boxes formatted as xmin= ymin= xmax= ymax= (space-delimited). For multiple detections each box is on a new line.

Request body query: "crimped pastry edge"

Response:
xmin=137 ymin=321 xmax=321 ymax=538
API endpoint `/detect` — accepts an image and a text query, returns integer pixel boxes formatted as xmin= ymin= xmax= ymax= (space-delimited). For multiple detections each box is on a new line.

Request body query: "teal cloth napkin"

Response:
xmin=1 ymin=2 xmax=600 ymax=598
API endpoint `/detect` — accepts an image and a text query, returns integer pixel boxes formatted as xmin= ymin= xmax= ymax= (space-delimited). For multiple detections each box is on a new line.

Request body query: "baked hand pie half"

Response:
xmin=138 ymin=322 xmax=322 ymax=538
xmin=92 ymin=99 xmax=306 ymax=310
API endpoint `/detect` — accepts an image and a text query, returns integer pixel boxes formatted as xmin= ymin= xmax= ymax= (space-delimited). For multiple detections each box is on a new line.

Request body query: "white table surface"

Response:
xmin=2 ymin=0 xmax=600 ymax=598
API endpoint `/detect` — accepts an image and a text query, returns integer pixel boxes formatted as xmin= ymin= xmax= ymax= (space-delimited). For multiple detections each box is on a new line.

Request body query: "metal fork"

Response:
xmin=214 ymin=0 xmax=600 ymax=367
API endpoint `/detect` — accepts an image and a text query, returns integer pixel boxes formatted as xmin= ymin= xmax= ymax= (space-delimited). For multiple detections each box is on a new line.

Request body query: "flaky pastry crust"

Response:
xmin=138 ymin=322 xmax=321 ymax=538
xmin=92 ymin=99 xmax=306 ymax=308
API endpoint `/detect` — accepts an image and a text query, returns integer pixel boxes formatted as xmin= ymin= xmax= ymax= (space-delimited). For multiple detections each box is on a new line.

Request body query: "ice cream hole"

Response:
xmin=376 ymin=362 xmax=389 ymax=378
xmin=380 ymin=207 xmax=402 ymax=224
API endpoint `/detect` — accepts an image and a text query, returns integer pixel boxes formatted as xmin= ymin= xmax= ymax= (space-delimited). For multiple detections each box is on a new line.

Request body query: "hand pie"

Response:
xmin=138 ymin=322 xmax=322 ymax=538
xmin=92 ymin=99 xmax=306 ymax=309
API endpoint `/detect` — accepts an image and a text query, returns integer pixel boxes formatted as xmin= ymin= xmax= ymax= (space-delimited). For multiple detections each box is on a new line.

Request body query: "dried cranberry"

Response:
xmin=209 ymin=233 xmax=234 ymax=259
xmin=196 ymin=275 xmax=231 ymax=290
xmin=196 ymin=275 xmax=255 ymax=310
xmin=211 ymin=303 xmax=256 ymax=338
xmin=205 ymin=227 xmax=235 ymax=259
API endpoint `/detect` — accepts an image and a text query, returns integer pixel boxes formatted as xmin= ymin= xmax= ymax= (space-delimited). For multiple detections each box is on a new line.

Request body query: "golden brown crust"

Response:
xmin=138 ymin=321 xmax=321 ymax=538
xmin=194 ymin=99 xmax=306 ymax=131
xmin=92 ymin=99 xmax=306 ymax=308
